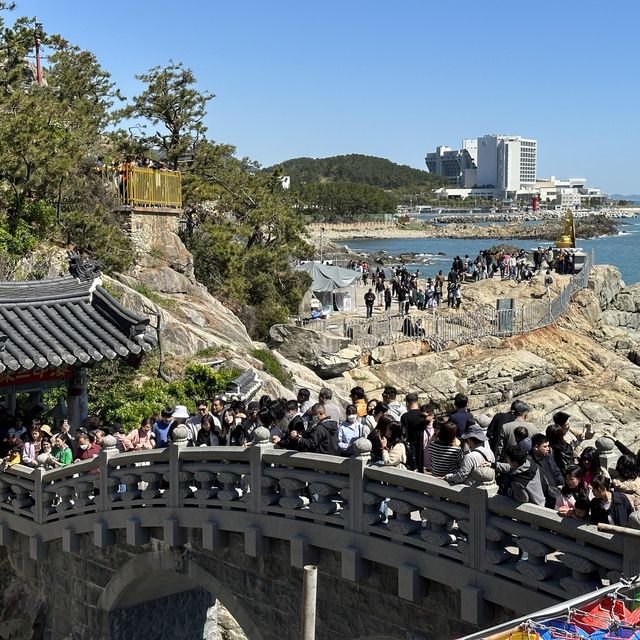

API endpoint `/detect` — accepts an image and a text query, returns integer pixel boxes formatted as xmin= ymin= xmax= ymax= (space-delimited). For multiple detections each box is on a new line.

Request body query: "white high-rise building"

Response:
xmin=476 ymin=134 xmax=537 ymax=196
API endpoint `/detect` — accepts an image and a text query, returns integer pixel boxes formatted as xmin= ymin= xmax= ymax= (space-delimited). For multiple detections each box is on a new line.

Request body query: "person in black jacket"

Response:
xmin=487 ymin=402 xmax=516 ymax=454
xmin=529 ymin=433 xmax=564 ymax=508
xmin=401 ymin=393 xmax=426 ymax=473
xmin=290 ymin=404 xmax=338 ymax=455
xmin=590 ymin=473 xmax=633 ymax=527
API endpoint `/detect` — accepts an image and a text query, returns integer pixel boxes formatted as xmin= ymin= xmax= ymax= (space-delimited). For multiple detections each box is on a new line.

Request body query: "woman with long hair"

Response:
xmin=427 ymin=419 xmax=463 ymax=477
xmin=380 ymin=421 xmax=407 ymax=469
xmin=578 ymin=446 xmax=603 ymax=489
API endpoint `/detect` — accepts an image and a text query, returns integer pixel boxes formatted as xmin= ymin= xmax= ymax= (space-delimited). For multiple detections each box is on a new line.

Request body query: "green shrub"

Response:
xmin=250 ymin=348 xmax=293 ymax=390
xmin=88 ymin=360 xmax=240 ymax=431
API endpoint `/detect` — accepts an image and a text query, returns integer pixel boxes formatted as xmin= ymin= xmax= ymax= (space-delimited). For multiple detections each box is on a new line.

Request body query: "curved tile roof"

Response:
xmin=0 ymin=267 xmax=155 ymax=374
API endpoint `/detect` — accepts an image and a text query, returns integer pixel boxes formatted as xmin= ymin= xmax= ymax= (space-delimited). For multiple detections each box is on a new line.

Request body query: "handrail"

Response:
xmin=0 ymin=431 xmax=632 ymax=613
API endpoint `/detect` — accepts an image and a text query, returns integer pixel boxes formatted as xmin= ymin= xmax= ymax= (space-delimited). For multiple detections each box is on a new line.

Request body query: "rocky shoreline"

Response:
xmin=314 ymin=215 xmax=619 ymax=243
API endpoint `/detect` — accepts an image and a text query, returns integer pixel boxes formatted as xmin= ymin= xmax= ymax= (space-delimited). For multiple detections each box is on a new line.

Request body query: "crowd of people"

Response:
xmin=1 ymin=386 xmax=637 ymax=528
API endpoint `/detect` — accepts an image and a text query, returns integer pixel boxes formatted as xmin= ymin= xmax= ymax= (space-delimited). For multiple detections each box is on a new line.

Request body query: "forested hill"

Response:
xmin=269 ymin=154 xmax=442 ymax=189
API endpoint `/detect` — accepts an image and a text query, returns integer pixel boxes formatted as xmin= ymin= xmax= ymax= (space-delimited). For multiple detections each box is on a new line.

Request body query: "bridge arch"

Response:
xmin=98 ymin=549 xmax=264 ymax=640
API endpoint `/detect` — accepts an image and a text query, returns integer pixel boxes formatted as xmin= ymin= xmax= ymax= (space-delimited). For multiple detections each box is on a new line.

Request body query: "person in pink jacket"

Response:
xmin=127 ymin=418 xmax=156 ymax=450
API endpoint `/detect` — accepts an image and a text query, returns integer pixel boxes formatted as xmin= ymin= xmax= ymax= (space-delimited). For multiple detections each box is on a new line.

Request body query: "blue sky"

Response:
xmin=11 ymin=1 xmax=640 ymax=193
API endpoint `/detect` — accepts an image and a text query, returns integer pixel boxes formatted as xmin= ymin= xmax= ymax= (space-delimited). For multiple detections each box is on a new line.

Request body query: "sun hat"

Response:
xmin=460 ymin=426 xmax=487 ymax=442
xmin=172 ymin=405 xmax=190 ymax=419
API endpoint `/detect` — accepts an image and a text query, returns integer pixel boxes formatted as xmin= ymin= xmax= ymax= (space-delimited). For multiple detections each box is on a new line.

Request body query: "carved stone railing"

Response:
xmin=0 ymin=428 xmax=636 ymax=623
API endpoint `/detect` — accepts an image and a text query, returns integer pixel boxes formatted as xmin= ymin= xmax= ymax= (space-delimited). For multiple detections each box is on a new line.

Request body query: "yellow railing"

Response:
xmin=116 ymin=166 xmax=182 ymax=209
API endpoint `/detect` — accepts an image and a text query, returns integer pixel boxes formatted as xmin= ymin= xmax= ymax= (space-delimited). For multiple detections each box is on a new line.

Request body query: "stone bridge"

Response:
xmin=0 ymin=429 xmax=637 ymax=640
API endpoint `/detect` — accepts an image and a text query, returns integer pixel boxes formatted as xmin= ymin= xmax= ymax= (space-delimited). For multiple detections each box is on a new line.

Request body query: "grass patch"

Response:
xmin=195 ymin=345 xmax=224 ymax=359
xmin=134 ymin=283 xmax=179 ymax=311
xmin=250 ymin=348 xmax=294 ymax=390
xmin=102 ymin=281 xmax=124 ymax=302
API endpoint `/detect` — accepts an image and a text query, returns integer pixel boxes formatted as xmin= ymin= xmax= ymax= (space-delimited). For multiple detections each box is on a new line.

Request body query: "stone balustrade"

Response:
xmin=0 ymin=428 xmax=637 ymax=624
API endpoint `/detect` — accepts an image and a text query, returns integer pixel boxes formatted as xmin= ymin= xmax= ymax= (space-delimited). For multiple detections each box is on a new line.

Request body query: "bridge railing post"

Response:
xmin=33 ymin=467 xmax=45 ymax=525
xmin=466 ymin=483 xmax=496 ymax=571
xmin=249 ymin=427 xmax=274 ymax=514
xmin=347 ymin=438 xmax=372 ymax=533
xmin=98 ymin=448 xmax=116 ymax=513
xmin=168 ymin=440 xmax=188 ymax=507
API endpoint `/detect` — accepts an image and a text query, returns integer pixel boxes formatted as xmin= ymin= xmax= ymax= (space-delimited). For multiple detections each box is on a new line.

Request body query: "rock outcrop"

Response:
xmin=269 ymin=324 xmax=361 ymax=378
xmin=339 ymin=266 xmax=640 ymax=452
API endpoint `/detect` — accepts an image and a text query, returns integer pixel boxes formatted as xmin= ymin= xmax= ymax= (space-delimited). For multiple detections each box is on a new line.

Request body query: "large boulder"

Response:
xmin=588 ymin=265 xmax=624 ymax=309
xmin=270 ymin=324 xmax=361 ymax=379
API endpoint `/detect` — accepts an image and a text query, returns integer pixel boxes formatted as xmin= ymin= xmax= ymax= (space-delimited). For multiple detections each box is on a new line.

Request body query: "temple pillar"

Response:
xmin=67 ymin=367 xmax=88 ymax=430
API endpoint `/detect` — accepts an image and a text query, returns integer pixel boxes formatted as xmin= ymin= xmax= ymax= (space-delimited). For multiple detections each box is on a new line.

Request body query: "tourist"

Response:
xmin=152 ymin=407 xmax=173 ymax=448
xmin=297 ymin=388 xmax=312 ymax=419
xmin=495 ymin=401 xmax=533 ymax=460
xmin=349 ymin=387 xmax=368 ymax=418
xmin=36 ymin=440 xmax=58 ymax=469
xmin=368 ymin=415 xmax=392 ymax=463
xmin=0 ymin=428 xmax=23 ymax=458
xmin=419 ymin=405 xmax=436 ymax=473
xmin=52 ymin=434 xmax=72 ymax=467
xmin=444 ymin=425 xmax=494 ymax=486
xmin=289 ymin=403 xmax=338 ymax=455
xmin=382 ymin=386 xmax=406 ymax=421
xmin=380 ymin=421 xmax=407 ymax=469
xmin=220 ymin=408 xmax=239 ymax=445
xmin=578 ymin=446 xmax=604 ymax=490
xmin=375 ymin=277 xmax=385 ymax=307
xmin=74 ymin=432 xmax=101 ymax=463
xmin=590 ymin=473 xmax=633 ymax=527
xmin=401 ymin=393 xmax=426 ymax=473
xmin=364 ymin=288 xmax=376 ymax=318
xmin=196 ymin=412 xmax=222 ymax=446
xmin=168 ymin=405 xmax=190 ymax=443
xmin=187 ymin=400 xmax=221 ymax=445
xmin=211 ymin=396 xmax=225 ymax=422
xmin=111 ymin=425 xmax=135 ymax=452
xmin=449 ymin=393 xmax=474 ymax=439
xmin=556 ymin=466 xmax=589 ymax=513
xmin=384 ymin=285 xmax=392 ymax=311
xmin=318 ymin=387 xmax=343 ymax=423
xmin=544 ymin=269 xmax=553 ymax=298
xmin=528 ymin=433 xmax=564 ymax=508
xmin=611 ymin=454 xmax=640 ymax=512
xmin=427 ymin=419 xmax=463 ymax=478
xmin=240 ymin=402 xmax=261 ymax=443
xmin=337 ymin=405 xmax=365 ymax=456
xmin=364 ymin=400 xmax=387 ymax=436
xmin=513 ymin=426 xmax=531 ymax=453
xmin=22 ymin=424 xmax=45 ymax=467
xmin=487 ymin=402 xmax=517 ymax=454
xmin=127 ymin=418 xmax=156 ymax=450
xmin=497 ymin=445 xmax=545 ymax=506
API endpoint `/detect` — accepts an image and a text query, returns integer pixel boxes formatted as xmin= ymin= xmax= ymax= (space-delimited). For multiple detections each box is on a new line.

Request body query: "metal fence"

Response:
xmin=342 ymin=252 xmax=593 ymax=351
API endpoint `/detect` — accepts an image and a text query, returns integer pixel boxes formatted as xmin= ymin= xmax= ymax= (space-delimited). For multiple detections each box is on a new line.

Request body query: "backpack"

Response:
xmin=403 ymin=439 xmax=417 ymax=471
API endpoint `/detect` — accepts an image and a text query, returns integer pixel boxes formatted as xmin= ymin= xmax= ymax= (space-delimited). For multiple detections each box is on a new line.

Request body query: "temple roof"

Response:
xmin=0 ymin=254 xmax=155 ymax=374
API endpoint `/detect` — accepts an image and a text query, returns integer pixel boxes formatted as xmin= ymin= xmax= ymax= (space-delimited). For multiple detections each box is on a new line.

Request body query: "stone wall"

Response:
xmin=0 ymin=529 xmax=510 ymax=640
xmin=118 ymin=209 xmax=181 ymax=256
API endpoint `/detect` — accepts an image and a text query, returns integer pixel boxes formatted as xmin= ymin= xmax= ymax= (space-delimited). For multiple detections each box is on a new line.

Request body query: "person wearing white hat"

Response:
xmin=168 ymin=405 xmax=191 ymax=444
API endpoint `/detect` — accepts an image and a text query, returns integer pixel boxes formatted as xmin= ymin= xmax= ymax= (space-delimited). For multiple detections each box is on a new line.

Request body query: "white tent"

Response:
xmin=295 ymin=262 xmax=360 ymax=314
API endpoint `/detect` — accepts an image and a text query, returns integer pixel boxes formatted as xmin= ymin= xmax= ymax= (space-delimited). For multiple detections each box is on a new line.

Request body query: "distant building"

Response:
xmin=427 ymin=134 xmax=536 ymax=198
xmin=425 ymin=142 xmax=477 ymax=188
xmin=476 ymin=134 xmax=537 ymax=197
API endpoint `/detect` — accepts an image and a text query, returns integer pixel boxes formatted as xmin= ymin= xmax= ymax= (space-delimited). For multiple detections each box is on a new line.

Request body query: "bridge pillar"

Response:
xmin=290 ymin=535 xmax=318 ymax=569
xmin=460 ymin=585 xmax=490 ymax=626
xmin=398 ymin=564 xmax=427 ymax=602
xmin=202 ymin=520 xmax=229 ymax=551
xmin=342 ymin=545 xmax=370 ymax=582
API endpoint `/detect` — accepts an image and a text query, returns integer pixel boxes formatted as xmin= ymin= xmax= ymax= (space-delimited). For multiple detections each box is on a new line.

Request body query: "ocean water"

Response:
xmin=342 ymin=219 xmax=640 ymax=285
